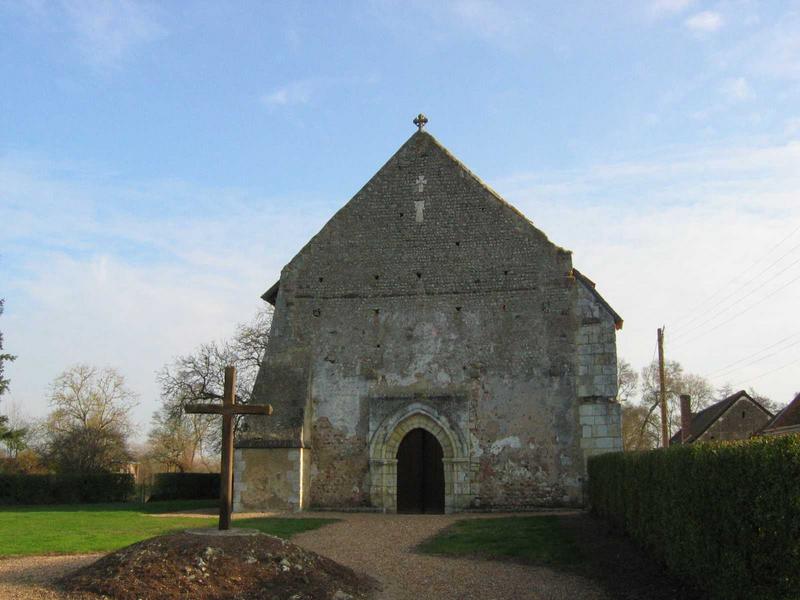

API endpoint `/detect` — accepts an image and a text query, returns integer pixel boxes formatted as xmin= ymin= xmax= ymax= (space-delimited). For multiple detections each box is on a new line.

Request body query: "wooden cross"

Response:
xmin=184 ymin=366 xmax=272 ymax=530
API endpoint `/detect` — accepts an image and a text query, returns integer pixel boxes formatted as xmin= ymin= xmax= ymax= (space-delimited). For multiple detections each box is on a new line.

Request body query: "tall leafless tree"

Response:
xmin=150 ymin=306 xmax=272 ymax=465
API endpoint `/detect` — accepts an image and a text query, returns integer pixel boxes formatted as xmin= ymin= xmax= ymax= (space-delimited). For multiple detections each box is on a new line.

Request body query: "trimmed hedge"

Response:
xmin=0 ymin=473 xmax=135 ymax=505
xmin=588 ymin=435 xmax=800 ymax=600
xmin=149 ymin=472 xmax=220 ymax=501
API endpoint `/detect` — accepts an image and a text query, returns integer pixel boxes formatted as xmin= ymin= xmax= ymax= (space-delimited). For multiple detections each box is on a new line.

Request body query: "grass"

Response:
xmin=0 ymin=500 xmax=336 ymax=557
xmin=417 ymin=516 xmax=583 ymax=566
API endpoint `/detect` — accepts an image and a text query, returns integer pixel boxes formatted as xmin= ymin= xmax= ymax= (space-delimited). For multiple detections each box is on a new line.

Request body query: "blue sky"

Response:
xmin=2 ymin=1 xmax=800 ymax=433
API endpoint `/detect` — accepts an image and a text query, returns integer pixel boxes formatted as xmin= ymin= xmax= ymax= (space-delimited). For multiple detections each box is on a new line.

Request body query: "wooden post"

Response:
xmin=184 ymin=367 xmax=271 ymax=531
xmin=219 ymin=366 xmax=235 ymax=530
xmin=658 ymin=327 xmax=669 ymax=448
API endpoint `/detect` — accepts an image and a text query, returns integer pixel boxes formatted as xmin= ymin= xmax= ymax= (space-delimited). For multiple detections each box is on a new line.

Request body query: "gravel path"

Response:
xmin=293 ymin=512 xmax=609 ymax=600
xmin=0 ymin=511 xmax=609 ymax=600
xmin=0 ymin=554 xmax=100 ymax=599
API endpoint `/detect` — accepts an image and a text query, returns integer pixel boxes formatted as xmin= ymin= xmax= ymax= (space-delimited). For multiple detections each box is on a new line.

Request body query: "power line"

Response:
xmin=669 ymin=222 xmax=800 ymax=333
xmin=671 ymin=240 xmax=800 ymax=339
xmin=671 ymin=254 xmax=800 ymax=343
xmin=706 ymin=332 xmax=800 ymax=377
xmin=728 ymin=355 xmax=800 ymax=388
xmin=708 ymin=336 xmax=800 ymax=381
xmin=671 ymin=269 xmax=800 ymax=349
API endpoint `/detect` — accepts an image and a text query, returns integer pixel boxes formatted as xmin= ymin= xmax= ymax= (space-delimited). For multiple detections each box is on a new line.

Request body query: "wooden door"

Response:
xmin=396 ymin=428 xmax=445 ymax=513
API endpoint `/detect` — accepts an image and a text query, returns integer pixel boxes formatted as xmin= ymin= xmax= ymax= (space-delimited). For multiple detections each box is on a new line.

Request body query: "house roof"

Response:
xmin=670 ymin=390 xmax=774 ymax=445
xmin=762 ymin=392 xmax=800 ymax=433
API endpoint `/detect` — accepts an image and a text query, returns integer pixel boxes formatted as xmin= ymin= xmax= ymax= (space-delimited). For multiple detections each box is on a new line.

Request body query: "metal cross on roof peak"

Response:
xmin=413 ymin=113 xmax=428 ymax=131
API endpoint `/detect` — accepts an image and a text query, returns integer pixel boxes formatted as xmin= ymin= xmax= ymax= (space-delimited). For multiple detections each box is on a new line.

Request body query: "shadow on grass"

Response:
xmin=417 ymin=515 xmax=583 ymax=567
xmin=418 ymin=514 xmax=708 ymax=600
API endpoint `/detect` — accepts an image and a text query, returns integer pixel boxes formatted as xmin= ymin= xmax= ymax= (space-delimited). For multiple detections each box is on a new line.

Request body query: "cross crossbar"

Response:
xmin=185 ymin=404 xmax=273 ymax=416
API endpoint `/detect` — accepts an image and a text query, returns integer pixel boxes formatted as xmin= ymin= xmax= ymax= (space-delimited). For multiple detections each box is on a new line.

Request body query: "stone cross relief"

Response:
xmin=414 ymin=175 xmax=427 ymax=223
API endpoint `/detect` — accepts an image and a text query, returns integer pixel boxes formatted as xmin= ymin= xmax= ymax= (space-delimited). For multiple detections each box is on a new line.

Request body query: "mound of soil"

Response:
xmin=60 ymin=530 xmax=377 ymax=600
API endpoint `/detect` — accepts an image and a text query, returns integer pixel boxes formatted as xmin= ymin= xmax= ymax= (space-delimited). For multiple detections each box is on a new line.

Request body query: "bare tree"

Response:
xmin=619 ymin=359 xmax=717 ymax=450
xmin=616 ymin=358 xmax=639 ymax=404
xmin=638 ymin=359 xmax=715 ymax=442
xmin=44 ymin=365 xmax=137 ymax=473
xmin=152 ymin=306 xmax=272 ymax=462
xmin=146 ymin=405 xmax=212 ymax=472
xmin=48 ymin=364 xmax=137 ymax=435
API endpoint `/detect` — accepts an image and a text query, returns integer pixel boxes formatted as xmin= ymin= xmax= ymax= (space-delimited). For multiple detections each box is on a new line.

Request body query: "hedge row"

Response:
xmin=587 ymin=435 xmax=800 ymax=600
xmin=0 ymin=473 xmax=135 ymax=505
xmin=149 ymin=472 xmax=220 ymax=501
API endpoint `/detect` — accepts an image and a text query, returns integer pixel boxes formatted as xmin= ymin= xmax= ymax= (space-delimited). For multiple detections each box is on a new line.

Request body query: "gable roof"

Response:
xmin=762 ymin=392 xmax=800 ymax=433
xmin=670 ymin=390 xmax=774 ymax=445
xmin=259 ymin=129 xmax=621 ymax=323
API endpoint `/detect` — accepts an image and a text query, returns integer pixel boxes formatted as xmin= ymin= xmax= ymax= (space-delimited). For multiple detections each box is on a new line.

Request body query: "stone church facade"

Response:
xmin=234 ymin=124 xmax=623 ymax=513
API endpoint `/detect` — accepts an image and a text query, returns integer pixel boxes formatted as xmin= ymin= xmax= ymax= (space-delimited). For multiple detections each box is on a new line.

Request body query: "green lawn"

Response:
xmin=418 ymin=516 xmax=583 ymax=566
xmin=0 ymin=500 xmax=336 ymax=557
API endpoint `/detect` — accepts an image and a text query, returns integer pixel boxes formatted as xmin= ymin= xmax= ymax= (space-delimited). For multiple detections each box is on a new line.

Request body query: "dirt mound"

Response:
xmin=60 ymin=530 xmax=377 ymax=600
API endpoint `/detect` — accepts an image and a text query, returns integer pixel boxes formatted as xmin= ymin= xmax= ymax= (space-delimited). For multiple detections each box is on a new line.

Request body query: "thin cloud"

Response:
xmin=260 ymin=75 xmax=378 ymax=109
xmin=685 ymin=11 xmax=723 ymax=33
xmin=448 ymin=0 xmax=520 ymax=39
xmin=721 ymin=77 xmax=754 ymax=102
xmin=0 ymin=154 xmax=333 ymax=433
xmin=650 ymin=0 xmax=695 ymax=18
xmin=62 ymin=0 xmax=166 ymax=67
xmin=261 ymin=79 xmax=316 ymax=107
xmin=494 ymin=139 xmax=800 ymax=405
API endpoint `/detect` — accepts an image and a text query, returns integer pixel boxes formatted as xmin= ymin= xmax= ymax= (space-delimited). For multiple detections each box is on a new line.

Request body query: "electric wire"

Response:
xmin=671 ymin=244 xmax=800 ymax=341
xmin=670 ymin=222 xmax=800 ymax=334
xmin=727 ymin=355 xmax=800 ymax=389
xmin=708 ymin=336 xmax=800 ymax=381
xmin=671 ymin=269 xmax=800 ymax=349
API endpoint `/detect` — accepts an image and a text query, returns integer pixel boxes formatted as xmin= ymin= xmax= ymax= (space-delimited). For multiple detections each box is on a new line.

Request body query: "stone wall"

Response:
xmin=579 ymin=401 xmax=623 ymax=461
xmin=236 ymin=130 xmax=622 ymax=511
xmin=697 ymin=397 xmax=772 ymax=443
xmin=234 ymin=448 xmax=309 ymax=512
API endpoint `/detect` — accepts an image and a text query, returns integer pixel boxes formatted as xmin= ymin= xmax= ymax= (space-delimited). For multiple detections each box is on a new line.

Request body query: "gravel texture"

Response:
xmin=293 ymin=512 xmax=609 ymax=600
xmin=0 ymin=511 xmax=608 ymax=600
xmin=0 ymin=554 xmax=101 ymax=599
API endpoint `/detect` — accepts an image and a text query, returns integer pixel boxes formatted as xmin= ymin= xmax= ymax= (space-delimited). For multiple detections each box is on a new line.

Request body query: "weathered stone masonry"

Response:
xmin=235 ymin=129 xmax=623 ymax=512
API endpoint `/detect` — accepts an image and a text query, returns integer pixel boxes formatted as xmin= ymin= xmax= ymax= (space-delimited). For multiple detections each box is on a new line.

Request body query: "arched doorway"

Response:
xmin=396 ymin=428 xmax=445 ymax=513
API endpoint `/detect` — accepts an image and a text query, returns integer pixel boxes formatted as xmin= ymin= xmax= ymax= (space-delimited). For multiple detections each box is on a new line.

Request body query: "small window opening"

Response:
xmin=504 ymin=270 xmax=509 ymax=276
xmin=416 ymin=272 xmax=422 ymax=279
xmin=374 ymin=274 xmax=380 ymax=280
xmin=319 ymin=277 xmax=324 ymax=282
xmin=400 ymin=212 xmax=404 ymax=217
xmin=373 ymin=308 xmax=380 ymax=315
xmin=742 ymin=411 xmax=746 ymax=419
xmin=455 ymin=306 xmax=462 ymax=312
xmin=455 ymin=241 xmax=460 ymax=247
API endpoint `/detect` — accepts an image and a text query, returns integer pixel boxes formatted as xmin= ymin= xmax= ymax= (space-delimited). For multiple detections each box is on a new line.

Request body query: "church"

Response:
xmin=234 ymin=116 xmax=623 ymax=513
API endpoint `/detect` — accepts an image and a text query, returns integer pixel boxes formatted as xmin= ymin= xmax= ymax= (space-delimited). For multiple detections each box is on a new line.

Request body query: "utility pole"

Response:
xmin=657 ymin=327 xmax=669 ymax=448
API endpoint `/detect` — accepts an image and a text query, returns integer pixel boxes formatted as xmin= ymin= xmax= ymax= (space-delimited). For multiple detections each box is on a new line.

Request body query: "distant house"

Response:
xmin=670 ymin=390 xmax=773 ymax=446
xmin=761 ymin=392 xmax=800 ymax=437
